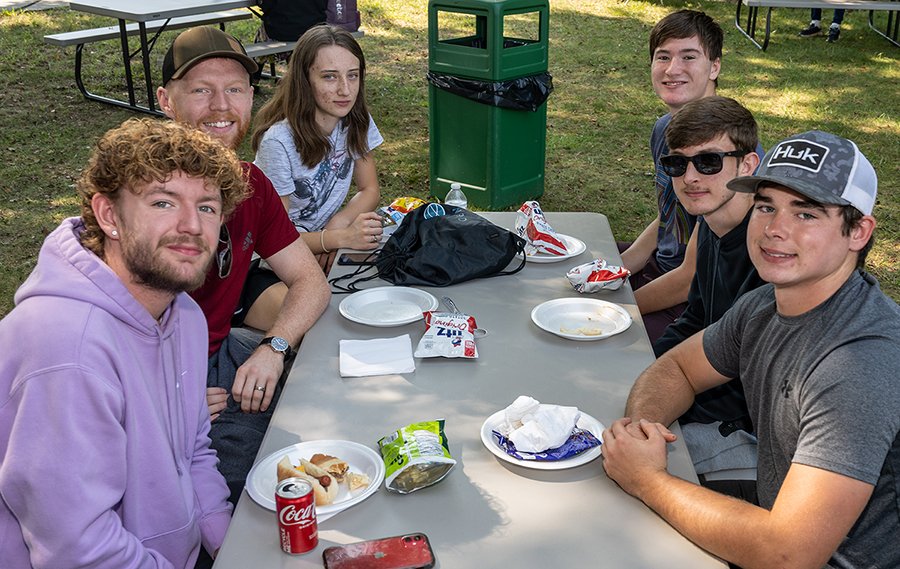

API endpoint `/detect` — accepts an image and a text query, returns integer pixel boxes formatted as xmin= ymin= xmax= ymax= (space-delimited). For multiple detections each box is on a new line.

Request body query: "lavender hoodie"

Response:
xmin=0 ymin=218 xmax=232 ymax=568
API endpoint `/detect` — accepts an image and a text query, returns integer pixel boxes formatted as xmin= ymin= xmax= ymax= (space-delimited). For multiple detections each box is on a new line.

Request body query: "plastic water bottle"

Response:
xmin=444 ymin=183 xmax=467 ymax=209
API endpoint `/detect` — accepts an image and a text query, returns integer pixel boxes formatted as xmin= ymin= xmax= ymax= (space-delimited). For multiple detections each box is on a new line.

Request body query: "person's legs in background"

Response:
xmin=826 ymin=9 xmax=845 ymax=42
xmin=799 ymin=8 xmax=824 ymax=37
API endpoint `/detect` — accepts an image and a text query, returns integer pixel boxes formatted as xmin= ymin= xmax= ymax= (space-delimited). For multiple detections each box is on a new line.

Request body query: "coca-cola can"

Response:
xmin=275 ymin=477 xmax=318 ymax=554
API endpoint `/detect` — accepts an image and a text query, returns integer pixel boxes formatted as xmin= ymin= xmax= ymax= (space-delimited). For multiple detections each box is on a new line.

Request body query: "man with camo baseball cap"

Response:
xmin=602 ymin=131 xmax=900 ymax=569
xmin=727 ymin=129 xmax=877 ymax=215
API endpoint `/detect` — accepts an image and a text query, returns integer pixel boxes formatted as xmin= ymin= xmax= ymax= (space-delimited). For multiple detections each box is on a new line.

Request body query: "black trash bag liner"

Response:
xmin=426 ymin=71 xmax=553 ymax=112
xmin=376 ymin=204 xmax=527 ymax=287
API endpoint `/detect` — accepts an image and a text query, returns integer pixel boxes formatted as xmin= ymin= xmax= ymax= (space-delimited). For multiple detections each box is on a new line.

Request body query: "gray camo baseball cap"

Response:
xmin=727 ymin=130 xmax=877 ymax=215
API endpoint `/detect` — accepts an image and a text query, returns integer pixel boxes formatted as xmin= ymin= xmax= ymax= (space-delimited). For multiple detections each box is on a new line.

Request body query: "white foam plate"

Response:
xmin=339 ymin=287 xmax=438 ymax=327
xmin=525 ymin=234 xmax=587 ymax=263
xmin=531 ymin=298 xmax=632 ymax=341
xmin=245 ymin=440 xmax=385 ymax=520
xmin=480 ymin=406 xmax=605 ymax=470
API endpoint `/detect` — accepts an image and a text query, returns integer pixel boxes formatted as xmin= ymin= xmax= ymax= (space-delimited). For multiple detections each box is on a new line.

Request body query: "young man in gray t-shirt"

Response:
xmin=602 ymin=130 xmax=900 ymax=568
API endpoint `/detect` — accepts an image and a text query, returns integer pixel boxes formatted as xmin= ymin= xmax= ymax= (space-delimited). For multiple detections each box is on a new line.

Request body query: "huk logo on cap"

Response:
xmin=766 ymin=140 xmax=830 ymax=173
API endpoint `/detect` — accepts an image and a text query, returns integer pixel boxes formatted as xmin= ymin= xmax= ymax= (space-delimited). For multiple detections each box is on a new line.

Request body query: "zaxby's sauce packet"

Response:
xmin=378 ymin=420 xmax=456 ymax=494
xmin=414 ymin=312 xmax=478 ymax=359
xmin=515 ymin=200 xmax=567 ymax=256
xmin=566 ymin=259 xmax=630 ymax=293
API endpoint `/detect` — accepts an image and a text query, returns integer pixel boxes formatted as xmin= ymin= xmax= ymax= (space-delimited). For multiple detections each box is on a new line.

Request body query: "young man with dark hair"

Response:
xmin=603 ymin=131 xmax=900 ymax=569
xmin=652 ymin=96 xmax=766 ymax=476
xmin=621 ymin=11 xmax=766 ymax=344
xmin=0 ymin=119 xmax=242 ymax=567
xmin=156 ymin=27 xmax=331 ymax=498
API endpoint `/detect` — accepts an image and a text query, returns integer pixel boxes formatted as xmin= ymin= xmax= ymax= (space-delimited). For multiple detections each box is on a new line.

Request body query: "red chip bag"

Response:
xmin=515 ymin=201 xmax=567 ymax=256
xmin=566 ymin=259 xmax=630 ymax=293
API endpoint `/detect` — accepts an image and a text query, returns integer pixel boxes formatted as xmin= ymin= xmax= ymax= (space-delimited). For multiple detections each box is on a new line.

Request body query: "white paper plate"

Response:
xmin=245 ymin=440 xmax=385 ymax=518
xmin=525 ymin=234 xmax=587 ymax=264
xmin=480 ymin=407 xmax=605 ymax=470
xmin=339 ymin=287 xmax=438 ymax=327
xmin=531 ymin=298 xmax=632 ymax=341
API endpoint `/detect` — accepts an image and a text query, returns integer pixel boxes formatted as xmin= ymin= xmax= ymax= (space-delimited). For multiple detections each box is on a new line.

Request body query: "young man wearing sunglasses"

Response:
xmin=157 ymin=27 xmax=331 ymax=503
xmin=652 ymin=96 xmax=766 ymax=478
xmin=619 ymin=10 xmax=764 ymax=344
xmin=603 ymin=131 xmax=900 ymax=568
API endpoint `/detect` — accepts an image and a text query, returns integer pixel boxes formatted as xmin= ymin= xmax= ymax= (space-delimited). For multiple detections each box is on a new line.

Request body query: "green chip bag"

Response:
xmin=378 ymin=420 xmax=456 ymax=494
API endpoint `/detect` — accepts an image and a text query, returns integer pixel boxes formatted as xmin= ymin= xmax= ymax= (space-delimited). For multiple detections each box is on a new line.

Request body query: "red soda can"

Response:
xmin=276 ymin=477 xmax=318 ymax=554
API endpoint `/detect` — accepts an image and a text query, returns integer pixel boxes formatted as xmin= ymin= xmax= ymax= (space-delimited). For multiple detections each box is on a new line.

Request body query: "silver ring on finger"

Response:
xmin=254 ymin=385 xmax=266 ymax=392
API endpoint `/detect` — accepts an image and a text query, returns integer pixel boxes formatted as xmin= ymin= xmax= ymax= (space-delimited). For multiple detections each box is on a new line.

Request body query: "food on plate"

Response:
xmin=310 ymin=453 xmax=349 ymax=483
xmin=277 ymin=456 xmax=339 ymax=505
xmin=347 ymin=471 xmax=371 ymax=491
xmin=560 ymin=323 xmax=604 ymax=336
xmin=276 ymin=454 xmax=371 ymax=506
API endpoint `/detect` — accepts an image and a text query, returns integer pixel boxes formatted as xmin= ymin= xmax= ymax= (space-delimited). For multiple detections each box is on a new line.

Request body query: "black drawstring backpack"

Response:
xmin=375 ymin=204 xmax=526 ymax=287
xmin=328 ymin=204 xmax=526 ymax=292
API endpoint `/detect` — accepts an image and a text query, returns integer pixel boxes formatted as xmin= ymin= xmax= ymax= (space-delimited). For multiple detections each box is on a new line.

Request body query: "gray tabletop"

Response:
xmin=213 ymin=211 xmax=725 ymax=568
xmin=69 ymin=0 xmax=254 ymax=21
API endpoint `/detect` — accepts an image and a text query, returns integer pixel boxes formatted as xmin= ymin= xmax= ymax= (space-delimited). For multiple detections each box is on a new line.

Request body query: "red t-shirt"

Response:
xmin=190 ymin=162 xmax=299 ymax=356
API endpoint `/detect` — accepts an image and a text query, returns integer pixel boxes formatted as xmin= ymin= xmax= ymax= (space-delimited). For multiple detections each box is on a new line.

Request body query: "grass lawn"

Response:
xmin=1 ymin=0 xmax=898 ymax=317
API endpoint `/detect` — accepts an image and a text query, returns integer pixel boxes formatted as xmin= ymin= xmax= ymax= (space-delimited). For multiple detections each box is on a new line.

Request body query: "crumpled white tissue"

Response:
xmin=497 ymin=396 xmax=581 ymax=453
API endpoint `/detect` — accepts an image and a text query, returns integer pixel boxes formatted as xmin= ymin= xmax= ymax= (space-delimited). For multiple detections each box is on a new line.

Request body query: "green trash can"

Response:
xmin=427 ymin=0 xmax=551 ymax=210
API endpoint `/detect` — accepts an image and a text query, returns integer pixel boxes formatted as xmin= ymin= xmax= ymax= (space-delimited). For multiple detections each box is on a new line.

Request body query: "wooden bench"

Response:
xmin=735 ymin=0 xmax=900 ymax=50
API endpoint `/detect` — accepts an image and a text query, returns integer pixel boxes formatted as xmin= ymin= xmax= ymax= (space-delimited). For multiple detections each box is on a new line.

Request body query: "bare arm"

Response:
xmin=619 ymin=217 xmax=659 ymax=274
xmin=602 ymin=419 xmax=874 ymax=569
xmin=624 ymin=330 xmax=725 ymax=427
xmin=231 ymin=238 xmax=331 ymax=412
xmin=632 ymin=222 xmax=698 ymax=314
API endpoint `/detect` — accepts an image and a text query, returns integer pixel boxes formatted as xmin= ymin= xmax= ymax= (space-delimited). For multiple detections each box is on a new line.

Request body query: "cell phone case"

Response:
xmin=323 ymin=533 xmax=436 ymax=569
xmin=338 ymin=251 xmax=380 ymax=265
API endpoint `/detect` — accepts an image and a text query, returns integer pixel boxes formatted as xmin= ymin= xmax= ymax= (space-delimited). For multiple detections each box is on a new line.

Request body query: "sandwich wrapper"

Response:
xmin=492 ymin=396 xmax=601 ymax=461
xmin=339 ymin=334 xmax=415 ymax=377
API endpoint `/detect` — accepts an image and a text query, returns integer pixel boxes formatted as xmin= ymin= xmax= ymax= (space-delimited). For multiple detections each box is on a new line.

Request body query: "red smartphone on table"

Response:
xmin=322 ymin=533 xmax=436 ymax=569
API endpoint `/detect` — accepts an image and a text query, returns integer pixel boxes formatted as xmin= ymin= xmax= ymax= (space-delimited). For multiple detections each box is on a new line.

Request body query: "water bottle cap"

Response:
xmin=450 ymin=183 xmax=461 ymax=190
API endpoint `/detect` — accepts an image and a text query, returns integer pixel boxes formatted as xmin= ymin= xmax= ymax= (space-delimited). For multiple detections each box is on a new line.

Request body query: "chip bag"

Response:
xmin=566 ymin=259 xmax=629 ymax=293
xmin=379 ymin=197 xmax=428 ymax=227
xmin=378 ymin=420 xmax=456 ymax=494
xmin=515 ymin=201 xmax=567 ymax=256
xmin=414 ymin=312 xmax=478 ymax=359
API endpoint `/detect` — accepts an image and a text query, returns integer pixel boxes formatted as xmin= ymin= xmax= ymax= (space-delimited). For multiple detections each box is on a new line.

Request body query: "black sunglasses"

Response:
xmin=659 ymin=151 xmax=749 ymax=177
xmin=216 ymin=225 xmax=232 ymax=279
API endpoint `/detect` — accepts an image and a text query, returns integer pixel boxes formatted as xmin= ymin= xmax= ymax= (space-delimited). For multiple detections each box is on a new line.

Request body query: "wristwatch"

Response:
xmin=259 ymin=336 xmax=292 ymax=360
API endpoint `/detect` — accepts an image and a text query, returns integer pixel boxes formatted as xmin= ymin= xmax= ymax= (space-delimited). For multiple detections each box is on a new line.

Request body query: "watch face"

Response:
xmin=270 ymin=337 xmax=289 ymax=353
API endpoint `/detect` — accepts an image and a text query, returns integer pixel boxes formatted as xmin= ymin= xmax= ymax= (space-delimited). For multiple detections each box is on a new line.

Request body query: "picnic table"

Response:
xmin=212 ymin=211 xmax=727 ymax=569
xmin=43 ymin=0 xmax=361 ymax=115
xmin=735 ymin=0 xmax=900 ymax=50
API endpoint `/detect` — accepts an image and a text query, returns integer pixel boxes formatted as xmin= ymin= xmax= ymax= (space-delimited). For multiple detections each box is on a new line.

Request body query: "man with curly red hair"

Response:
xmin=0 ymin=119 xmax=244 ymax=567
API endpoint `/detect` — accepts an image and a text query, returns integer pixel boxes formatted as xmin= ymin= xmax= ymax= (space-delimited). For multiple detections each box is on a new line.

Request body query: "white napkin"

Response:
xmin=498 ymin=396 xmax=581 ymax=453
xmin=339 ymin=334 xmax=416 ymax=377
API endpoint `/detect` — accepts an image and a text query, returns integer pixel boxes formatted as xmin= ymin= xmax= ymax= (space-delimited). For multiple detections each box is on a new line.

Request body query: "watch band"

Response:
xmin=259 ymin=336 xmax=292 ymax=360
